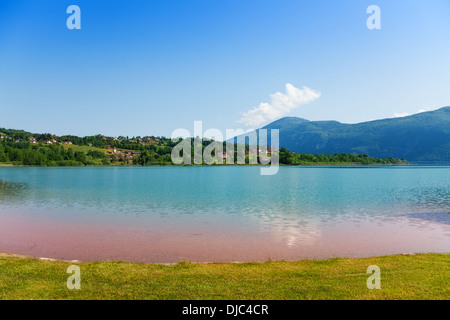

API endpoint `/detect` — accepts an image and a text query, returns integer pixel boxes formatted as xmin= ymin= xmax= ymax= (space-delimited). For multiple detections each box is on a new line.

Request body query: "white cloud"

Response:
xmin=417 ymin=106 xmax=433 ymax=113
xmin=238 ymin=83 xmax=321 ymax=127
xmin=393 ymin=106 xmax=437 ymax=118
xmin=393 ymin=112 xmax=410 ymax=118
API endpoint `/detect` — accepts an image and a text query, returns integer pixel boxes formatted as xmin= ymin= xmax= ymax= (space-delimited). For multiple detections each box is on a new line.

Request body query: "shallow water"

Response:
xmin=0 ymin=166 xmax=448 ymax=262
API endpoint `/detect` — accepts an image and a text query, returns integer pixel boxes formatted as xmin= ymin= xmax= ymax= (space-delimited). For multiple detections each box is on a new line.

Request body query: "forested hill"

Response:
xmin=0 ymin=128 xmax=406 ymax=166
xmin=260 ymin=106 xmax=450 ymax=163
xmin=0 ymin=129 xmax=175 ymax=166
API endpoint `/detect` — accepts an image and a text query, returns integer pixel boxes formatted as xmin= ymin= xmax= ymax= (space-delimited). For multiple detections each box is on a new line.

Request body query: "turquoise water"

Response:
xmin=0 ymin=166 xmax=449 ymax=262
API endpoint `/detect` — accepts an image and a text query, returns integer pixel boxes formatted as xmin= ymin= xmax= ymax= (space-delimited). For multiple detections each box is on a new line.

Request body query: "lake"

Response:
xmin=0 ymin=166 xmax=449 ymax=262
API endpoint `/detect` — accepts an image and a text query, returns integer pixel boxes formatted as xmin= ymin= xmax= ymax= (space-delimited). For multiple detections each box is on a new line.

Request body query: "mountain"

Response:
xmin=253 ymin=107 xmax=450 ymax=163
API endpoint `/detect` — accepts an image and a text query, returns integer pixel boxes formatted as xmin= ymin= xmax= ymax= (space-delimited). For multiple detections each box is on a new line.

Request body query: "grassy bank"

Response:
xmin=0 ymin=253 xmax=448 ymax=300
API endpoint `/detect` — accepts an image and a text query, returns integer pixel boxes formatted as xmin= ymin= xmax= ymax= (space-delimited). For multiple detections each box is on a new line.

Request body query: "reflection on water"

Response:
xmin=249 ymin=208 xmax=322 ymax=248
xmin=0 ymin=179 xmax=29 ymax=203
xmin=0 ymin=166 xmax=449 ymax=262
xmin=409 ymin=189 xmax=450 ymax=211
xmin=270 ymin=220 xmax=322 ymax=249
xmin=403 ymin=212 xmax=450 ymax=225
xmin=1 ymin=167 xmax=450 ymax=219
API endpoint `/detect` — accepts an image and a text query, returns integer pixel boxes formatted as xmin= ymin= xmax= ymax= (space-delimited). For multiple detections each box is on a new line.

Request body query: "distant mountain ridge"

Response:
xmin=257 ymin=106 xmax=450 ymax=163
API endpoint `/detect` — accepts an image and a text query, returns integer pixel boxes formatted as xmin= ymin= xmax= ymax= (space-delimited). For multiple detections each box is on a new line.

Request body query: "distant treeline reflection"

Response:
xmin=0 ymin=179 xmax=29 ymax=201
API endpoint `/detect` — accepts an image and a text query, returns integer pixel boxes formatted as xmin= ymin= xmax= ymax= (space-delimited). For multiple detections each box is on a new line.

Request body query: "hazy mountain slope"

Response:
xmin=257 ymin=106 xmax=450 ymax=163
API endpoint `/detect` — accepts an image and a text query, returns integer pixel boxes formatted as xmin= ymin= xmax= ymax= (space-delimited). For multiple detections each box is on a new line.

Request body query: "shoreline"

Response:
xmin=3 ymin=163 xmax=450 ymax=168
xmin=0 ymin=162 xmax=416 ymax=168
xmin=1 ymin=248 xmax=448 ymax=265
xmin=0 ymin=250 xmax=82 ymax=264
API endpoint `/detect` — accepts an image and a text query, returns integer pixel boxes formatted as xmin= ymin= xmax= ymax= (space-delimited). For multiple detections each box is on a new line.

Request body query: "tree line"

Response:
xmin=0 ymin=129 xmax=408 ymax=166
xmin=0 ymin=143 xmax=109 ymax=166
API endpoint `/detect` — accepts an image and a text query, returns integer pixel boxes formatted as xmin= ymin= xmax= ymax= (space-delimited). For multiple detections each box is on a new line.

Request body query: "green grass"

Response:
xmin=0 ymin=254 xmax=448 ymax=300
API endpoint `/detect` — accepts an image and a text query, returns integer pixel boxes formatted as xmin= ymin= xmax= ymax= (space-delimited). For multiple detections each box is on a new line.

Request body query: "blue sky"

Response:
xmin=0 ymin=0 xmax=449 ymax=137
